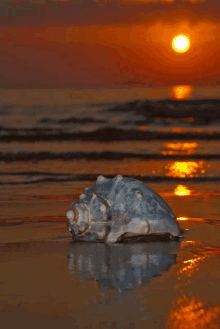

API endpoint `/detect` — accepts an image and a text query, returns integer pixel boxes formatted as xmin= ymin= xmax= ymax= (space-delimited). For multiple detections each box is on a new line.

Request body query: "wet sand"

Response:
xmin=0 ymin=220 xmax=220 ymax=329
xmin=1 ymin=181 xmax=220 ymax=329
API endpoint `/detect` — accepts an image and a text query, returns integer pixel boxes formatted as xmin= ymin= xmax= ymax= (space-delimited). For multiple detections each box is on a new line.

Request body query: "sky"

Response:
xmin=1 ymin=0 xmax=220 ymax=88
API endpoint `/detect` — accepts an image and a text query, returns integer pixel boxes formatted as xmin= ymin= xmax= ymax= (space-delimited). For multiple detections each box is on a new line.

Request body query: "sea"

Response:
xmin=0 ymin=84 xmax=220 ymax=223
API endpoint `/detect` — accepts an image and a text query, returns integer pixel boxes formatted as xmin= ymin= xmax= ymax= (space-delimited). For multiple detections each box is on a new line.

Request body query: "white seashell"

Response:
xmin=66 ymin=175 xmax=181 ymax=243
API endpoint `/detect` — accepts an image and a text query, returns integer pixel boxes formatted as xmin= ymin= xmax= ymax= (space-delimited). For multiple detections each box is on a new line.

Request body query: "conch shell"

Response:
xmin=66 ymin=175 xmax=181 ymax=243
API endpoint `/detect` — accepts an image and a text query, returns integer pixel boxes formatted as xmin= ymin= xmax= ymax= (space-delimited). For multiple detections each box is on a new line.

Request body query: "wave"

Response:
xmin=1 ymin=151 xmax=220 ymax=161
xmin=108 ymin=99 xmax=220 ymax=124
xmin=1 ymin=173 xmax=220 ymax=185
xmin=1 ymin=127 xmax=220 ymax=141
xmin=38 ymin=117 xmax=106 ymax=124
xmin=1 ymin=98 xmax=220 ymax=142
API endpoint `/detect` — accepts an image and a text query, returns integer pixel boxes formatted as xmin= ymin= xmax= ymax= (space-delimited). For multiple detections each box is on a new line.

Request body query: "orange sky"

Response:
xmin=1 ymin=0 xmax=220 ymax=88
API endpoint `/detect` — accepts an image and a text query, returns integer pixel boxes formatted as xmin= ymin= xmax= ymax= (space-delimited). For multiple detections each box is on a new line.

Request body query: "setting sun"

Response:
xmin=172 ymin=34 xmax=191 ymax=53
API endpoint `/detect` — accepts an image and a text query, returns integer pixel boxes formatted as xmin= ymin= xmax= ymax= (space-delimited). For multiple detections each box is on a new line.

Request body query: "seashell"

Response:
xmin=66 ymin=175 xmax=181 ymax=243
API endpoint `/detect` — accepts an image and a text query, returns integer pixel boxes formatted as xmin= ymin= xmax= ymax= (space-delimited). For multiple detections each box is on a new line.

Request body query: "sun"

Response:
xmin=172 ymin=34 xmax=190 ymax=53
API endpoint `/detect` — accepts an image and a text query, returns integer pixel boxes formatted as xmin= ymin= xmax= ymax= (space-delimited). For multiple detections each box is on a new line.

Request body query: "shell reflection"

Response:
xmin=67 ymin=242 xmax=178 ymax=291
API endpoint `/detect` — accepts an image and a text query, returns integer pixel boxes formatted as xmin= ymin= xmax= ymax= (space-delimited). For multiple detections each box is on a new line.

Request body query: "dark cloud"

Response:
xmin=0 ymin=0 xmax=219 ymax=27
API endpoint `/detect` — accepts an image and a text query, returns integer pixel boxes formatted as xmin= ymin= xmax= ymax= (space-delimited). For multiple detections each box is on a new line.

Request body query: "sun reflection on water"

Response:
xmin=168 ymin=246 xmax=220 ymax=329
xmin=162 ymin=142 xmax=199 ymax=155
xmin=170 ymin=85 xmax=193 ymax=100
xmin=166 ymin=161 xmax=205 ymax=178
xmin=179 ymin=256 xmax=204 ymax=278
xmin=174 ymin=185 xmax=191 ymax=196
xmin=176 ymin=245 xmax=220 ymax=284
xmin=168 ymin=295 xmax=220 ymax=329
xmin=177 ymin=217 xmax=188 ymax=221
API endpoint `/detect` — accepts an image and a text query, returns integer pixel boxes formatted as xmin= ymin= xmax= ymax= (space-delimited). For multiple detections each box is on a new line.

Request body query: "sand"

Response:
xmin=0 ymin=218 xmax=220 ymax=329
xmin=1 ymin=172 xmax=220 ymax=329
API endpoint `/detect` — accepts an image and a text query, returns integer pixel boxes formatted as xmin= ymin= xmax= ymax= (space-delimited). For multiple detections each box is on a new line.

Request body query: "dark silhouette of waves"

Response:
xmin=1 ymin=98 xmax=220 ymax=141
xmin=1 ymin=151 xmax=220 ymax=161
xmin=1 ymin=172 xmax=219 ymax=186
xmin=1 ymin=127 xmax=220 ymax=142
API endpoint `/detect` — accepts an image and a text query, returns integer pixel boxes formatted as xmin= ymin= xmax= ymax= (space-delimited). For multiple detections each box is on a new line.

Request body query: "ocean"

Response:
xmin=0 ymin=85 xmax=220 ymax=221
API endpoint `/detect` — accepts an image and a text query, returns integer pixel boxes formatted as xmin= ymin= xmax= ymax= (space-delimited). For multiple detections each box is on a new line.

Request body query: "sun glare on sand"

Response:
xmin=172 ymin=34 xmax=191 ymax=53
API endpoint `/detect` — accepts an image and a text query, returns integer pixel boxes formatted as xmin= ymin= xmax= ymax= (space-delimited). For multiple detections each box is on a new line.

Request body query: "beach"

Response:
xmin=1 ymin=219 xmax=220 ymax=328
xmin=0 ymin=86 xmax=220 ymax=328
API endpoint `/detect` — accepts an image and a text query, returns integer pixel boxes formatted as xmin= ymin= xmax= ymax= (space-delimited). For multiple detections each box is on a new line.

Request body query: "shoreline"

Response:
xmin=0 ymin=217 xmax=219 ymax=246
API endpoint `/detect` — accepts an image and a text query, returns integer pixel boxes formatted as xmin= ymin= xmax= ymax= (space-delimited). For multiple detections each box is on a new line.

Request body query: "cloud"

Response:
xmin=0 ymin=0 xmax=219 ymax=28
xmin=119 ymin=0 xmax=199 ymax=4
xmin=187 ymin=0 xmax=206 ymax=2
xmin=111 ymin=0 xmax=175 ymax=3
xmin=0 ymin=0 xmax=210 ymax=8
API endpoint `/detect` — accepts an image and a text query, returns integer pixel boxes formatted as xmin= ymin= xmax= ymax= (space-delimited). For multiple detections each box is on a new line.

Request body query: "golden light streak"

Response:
xmin=177 ymin=247 xmax=220 ymax=280
xmin=179 ymin=256 xmax=204 ymax=277
xmin=165 ymin=161 xmax=205 ymax=178
xmin=168 ymin=295 xmax=220 ymax=329
xmin=164 ymin=143 xmax=198 ymax=151
xmin=177 ymin=217 xmax=188 ymax=221
xmin=168 ymin=247 xmax=220 ymax=329
xmin=174 ymin=185 xmax=191 ymax=196
xmin=172 ymin=34 xmax=191 ymax=53
xmin=162 ymin=142 xmax=199 ymax=155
